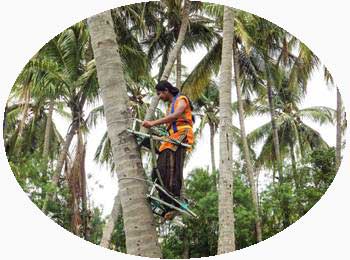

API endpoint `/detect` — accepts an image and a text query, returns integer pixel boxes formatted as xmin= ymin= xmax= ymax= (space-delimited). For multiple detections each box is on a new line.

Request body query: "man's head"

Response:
xmin=155 ymin=81 xmax=179 ymax=102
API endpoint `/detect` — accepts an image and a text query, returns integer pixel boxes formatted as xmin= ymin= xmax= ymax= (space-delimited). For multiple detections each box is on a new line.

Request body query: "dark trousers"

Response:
xmin=154 ymin=147 xmax=186 ymax=213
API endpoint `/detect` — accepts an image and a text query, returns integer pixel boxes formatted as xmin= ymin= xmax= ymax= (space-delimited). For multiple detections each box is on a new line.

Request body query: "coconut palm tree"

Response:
xmin=192 ymin=81 xmax=219 ymax=173
xmin=244 ymin=16 xmax=320 ymax=182
xmin=24 ymin=22 xmax=100 ymax=213
xmin=141 ymin=0 xmax=218 ymax=132
xmin=232 ymin=37 xmax=262 ymax=242
xmin=335 ymin=87 xmax=344 ymax=170
xmin=4 ymin=96 xmax=63 ymax=162
xmin=324 ymin=67 xmax=345 ymax=170
xmin=248 ymin=68 xmax=335 ymax=187
xmin=217 ymin=6 xmax=235 ymax=254
xmin=87 ymin=10 xmax=162 ymax=257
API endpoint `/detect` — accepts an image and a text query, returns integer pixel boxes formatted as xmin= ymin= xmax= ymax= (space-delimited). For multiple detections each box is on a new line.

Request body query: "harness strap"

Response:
xmin=171 ymin=94 xmax=180 ymax=132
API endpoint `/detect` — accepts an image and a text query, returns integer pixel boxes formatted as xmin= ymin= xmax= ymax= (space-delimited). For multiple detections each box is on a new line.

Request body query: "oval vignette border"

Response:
xmin=0 ymin=0 xmax=349 ymax=260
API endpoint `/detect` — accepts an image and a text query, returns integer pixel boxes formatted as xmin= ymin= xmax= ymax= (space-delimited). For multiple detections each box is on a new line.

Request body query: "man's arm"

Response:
xmin=142 ymin=99 xmax=186 ymax=128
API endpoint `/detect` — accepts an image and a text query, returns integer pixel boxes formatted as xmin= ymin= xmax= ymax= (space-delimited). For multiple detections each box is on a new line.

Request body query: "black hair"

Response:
xmin=156 ymin=80 xmax=195 ymax=123
xmin=155 ymin=80 xmax=180 ymax=96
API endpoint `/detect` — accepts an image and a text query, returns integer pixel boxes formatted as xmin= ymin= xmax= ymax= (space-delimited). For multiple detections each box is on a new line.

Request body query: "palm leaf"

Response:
xmin=181 ymin=39 xmax=222 ymax=100
xmin=298 ymin=106 xmax=335 ymax=125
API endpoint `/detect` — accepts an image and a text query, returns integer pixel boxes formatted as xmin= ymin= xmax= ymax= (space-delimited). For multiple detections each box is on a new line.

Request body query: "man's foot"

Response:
xmin=164 ymin=210 xmax=177 ymax=221
xmin=172 ymin=216 xmax=186 ymax=227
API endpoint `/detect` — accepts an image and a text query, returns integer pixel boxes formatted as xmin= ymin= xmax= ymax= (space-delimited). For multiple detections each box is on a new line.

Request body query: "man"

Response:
xmin=142 ymin=80 xmax=194 ymax=220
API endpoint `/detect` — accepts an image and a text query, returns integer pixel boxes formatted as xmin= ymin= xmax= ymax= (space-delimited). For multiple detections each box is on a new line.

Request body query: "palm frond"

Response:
xmin=181 ymin=39 xmax=222 ymax=100
xmin=247 ymin=121 xmax=272 ymax=147
xmin=298 ymin=106 xmax=335 ymax=125
xmin=86 ymin=105 xmax=105 ymax=129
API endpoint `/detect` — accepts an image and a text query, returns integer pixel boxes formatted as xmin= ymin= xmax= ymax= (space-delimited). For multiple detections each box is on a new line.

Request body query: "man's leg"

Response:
xmin=171 ymin=146 xmax=186 ymax=198
xmin=156 ymin=149 xmax=175 ymax=213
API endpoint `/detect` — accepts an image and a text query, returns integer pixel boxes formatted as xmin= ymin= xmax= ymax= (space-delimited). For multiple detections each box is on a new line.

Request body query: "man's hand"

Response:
xmin=142 ymin=120 xmax=155 ymax=128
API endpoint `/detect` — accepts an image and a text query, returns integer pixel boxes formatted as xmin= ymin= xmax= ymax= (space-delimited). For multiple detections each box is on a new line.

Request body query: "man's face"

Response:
xmin=157 ymin=90 xmax=170 ymax=102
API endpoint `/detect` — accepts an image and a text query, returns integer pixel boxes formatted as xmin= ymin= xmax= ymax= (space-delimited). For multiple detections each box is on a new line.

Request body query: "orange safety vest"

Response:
xmin=159 ymin=94 xmax=194 ymax=152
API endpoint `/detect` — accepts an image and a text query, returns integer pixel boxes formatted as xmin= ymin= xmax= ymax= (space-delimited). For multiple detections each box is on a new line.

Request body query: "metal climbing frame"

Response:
xmin=123 ymin=118 xmax=198 ymax=219
xmin=119 ymin=177 xmax=198 ymax=219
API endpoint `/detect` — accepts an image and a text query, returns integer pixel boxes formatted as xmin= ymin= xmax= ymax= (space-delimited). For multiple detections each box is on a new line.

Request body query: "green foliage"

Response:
xmin=88 ymin=208 xmax=105 ymax=244
xmin=161 ymin=168 xmax=218 ymax=258
xmin=296 ymin=147 xmax=337 ymax=211
xmin=161 ymin=167 xmax=258 ymax=257
xmin=9 ymin=151 xmax=72 ymax=230
xmin=162 ymin=146 xmax=337 ymax=257
xmin=260 ymin=147 xmax=337 ymax=237
xmin=110 ymin=214 xmax=126 ymax=253
xmin=232 ymin=172 xmax=256 ymax=249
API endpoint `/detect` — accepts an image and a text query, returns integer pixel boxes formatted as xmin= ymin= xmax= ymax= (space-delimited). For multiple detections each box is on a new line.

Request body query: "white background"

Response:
xmin=0 ymin=0 xmax=349 ymax=259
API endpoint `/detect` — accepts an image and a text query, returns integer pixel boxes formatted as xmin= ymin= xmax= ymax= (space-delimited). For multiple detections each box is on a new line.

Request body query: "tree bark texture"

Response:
xmin=217 ymin=6 xmax=236 ymax=254
xmin=87 ymin=11 xmax=162 ymax=257
xmin=43 ymin=99 xmax=54 ymax=158
xmin=176 ymin=49 xmax=182 ymax=89
xmin=336 ymin=87 xmax=342 ymax=170
xmin=17 ymin=87 xmax=30 ymax=138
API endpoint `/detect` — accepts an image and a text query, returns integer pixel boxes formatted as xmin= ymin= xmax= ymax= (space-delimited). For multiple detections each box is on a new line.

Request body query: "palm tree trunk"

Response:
xmin=43 ymin=100 xmax=54 ymax=158
xmin=266 ymin=72 xmax=290 ymax=227
xmin=87 ymin=11 xmax=161 ymax=257
xmin=17 ymin=87 xmax=30 ymax=138
xmin=176 ymin=49 xmax=182 ymax=89
xmin=336 ymin=87 xmax=342 ymax=170
xmin=80 ymin=138 xmax=89 ymax=240
xmin=289 ymin=140 xmax=298 ymax=189
xmin=176 ymin=46 xmax=185 ymax=198
xmin=68 ymin=130 xmax=85 ymax=236
xmin=233 ymin=46 xmax=262 ymax=242
xmin=209 ymin=121 xmax=216 ymax=173
xmin=100 ymin=193 xmax=122 ymax=248
xmin=140 ymin=0 xmax=190 ymax=132
xmin=42 ymin=120 xmax=78 ymax=213
xmin=217 ymin=6 xmax=235 ymax=254
xmin=266 ymin=66 xmax=283 ymax=182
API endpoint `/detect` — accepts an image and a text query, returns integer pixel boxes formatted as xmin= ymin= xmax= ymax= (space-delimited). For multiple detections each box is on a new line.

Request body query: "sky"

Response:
xmin=52 ymin=46 xmax=338 ymax=217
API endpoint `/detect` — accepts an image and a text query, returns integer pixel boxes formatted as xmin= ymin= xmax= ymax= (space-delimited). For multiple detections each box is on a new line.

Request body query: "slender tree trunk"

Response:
xmin=266 ymin=66 xmax=283 ymax=182
xmin=80 ymin=138 xmax=89 ymax=240
xmin=209 ymin=122 xmax=216 ymax=173
xmin=88 ymin=11 xmax=161 ymax=257
xmin=140 ymin=0 xmax=190 ymax=132
xmin=18 ymin=87 xmax=30 ymax=138
xmin=52 ymin=119 xmax=80 ymax=185
xmin=42 ymin=120 xmax=78 ymax=213
xmin=100 ymin=193 xmax=122 ymax=248
xmin=176 ymin=49 xmax=182 ymax=89
xmin=68 ymin=130 xmax=85 ymax=236
xmin=43 ymin=100 xmax=54 ymax=158
xmin=176 ymin=47 xmax=187 ymax=199
xmin=289 ymin=140 xmax=298 ymax=189
xmin=336 ymin=87 xmax=342 ymax=170
xmin=217 ymin=6 xmax=235 ymax=254
xmin=233 ymin=45 xmax=262 ymax=242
